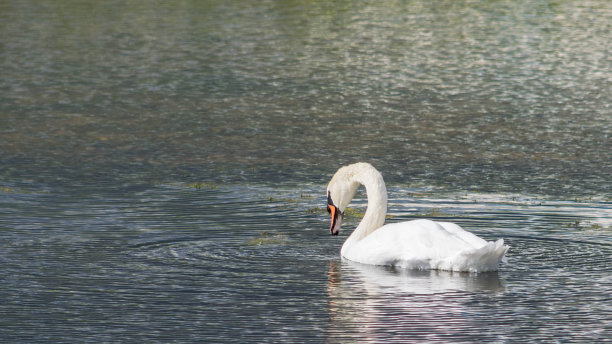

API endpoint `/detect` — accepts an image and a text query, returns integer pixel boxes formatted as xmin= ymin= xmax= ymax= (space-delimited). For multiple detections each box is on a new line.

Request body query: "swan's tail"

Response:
xmin=443 ymin=239 xmax=509 ymax=272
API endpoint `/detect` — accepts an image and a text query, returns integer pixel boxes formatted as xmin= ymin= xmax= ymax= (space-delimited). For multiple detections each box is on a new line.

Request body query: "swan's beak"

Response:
xmin=327 ymin=191 xmax=343 ymax=235
xmin=328 ymin=205 xmax=343 ymax=236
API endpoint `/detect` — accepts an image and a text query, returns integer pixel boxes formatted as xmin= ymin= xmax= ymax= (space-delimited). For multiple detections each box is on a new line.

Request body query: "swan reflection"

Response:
xmin=327 ymin=260 xmax=505 ymax=342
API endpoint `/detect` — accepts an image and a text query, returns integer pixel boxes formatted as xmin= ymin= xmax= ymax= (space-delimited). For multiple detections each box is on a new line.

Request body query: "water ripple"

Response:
xmin=1 ymin=0 xmax=611 ymax=342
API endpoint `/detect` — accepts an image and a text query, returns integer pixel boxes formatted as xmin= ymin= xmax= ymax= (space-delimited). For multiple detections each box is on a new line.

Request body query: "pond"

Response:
xmin=1 ymin=0 xmax=610 ymax=342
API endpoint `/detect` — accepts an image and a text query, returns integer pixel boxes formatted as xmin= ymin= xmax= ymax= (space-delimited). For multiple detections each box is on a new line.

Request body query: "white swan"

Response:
xmin=326 ymin=162 xmax=508 ymax=272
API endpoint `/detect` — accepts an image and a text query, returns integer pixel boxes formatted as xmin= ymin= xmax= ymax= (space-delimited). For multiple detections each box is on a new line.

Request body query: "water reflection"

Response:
xmin=327 ymin=261 xmax=504 ymax=342
xmin=333 ymin=260 xmax=505 ymax=294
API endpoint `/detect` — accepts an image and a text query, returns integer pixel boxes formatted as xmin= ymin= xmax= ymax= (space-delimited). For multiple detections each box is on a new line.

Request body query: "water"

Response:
xmin=1 ymin=0 xmax=610 ymax=342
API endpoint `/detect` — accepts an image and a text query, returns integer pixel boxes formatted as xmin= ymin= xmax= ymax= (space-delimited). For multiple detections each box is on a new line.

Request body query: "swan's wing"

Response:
xmin=440 ymin=238 xmax=509 ymax=272
xmin=437 ymin=221 xmax=488 ymax=249
xmin=345 ymin=219 xmax=476 ymax=266
xmin=343 ymin=219 xmax=508 ymax=272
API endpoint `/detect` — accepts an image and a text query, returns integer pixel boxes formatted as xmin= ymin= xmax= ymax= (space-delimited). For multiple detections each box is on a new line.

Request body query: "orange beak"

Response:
xmin=328 ymin=204 xmax=343 ymax=236
xmin=327 ymin=191 xmax=343 ymax=235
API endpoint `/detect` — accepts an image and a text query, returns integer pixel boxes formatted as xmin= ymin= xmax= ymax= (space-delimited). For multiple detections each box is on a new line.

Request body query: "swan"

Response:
xmin=326 ymin=162 xmax=508 ymax=272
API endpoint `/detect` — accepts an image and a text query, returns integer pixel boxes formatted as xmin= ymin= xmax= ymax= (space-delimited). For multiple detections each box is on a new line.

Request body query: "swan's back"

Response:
xmin=342 ymin=219 xmax=508 ymax=272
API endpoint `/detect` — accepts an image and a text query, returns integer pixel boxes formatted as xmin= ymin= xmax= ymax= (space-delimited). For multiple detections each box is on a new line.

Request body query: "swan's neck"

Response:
xmin=341 ymin=165 xmax=387 ymax=255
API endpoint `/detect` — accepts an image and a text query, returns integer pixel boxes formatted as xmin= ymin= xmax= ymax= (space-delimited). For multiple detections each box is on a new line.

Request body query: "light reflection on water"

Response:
xmin=1 ymin=0 xmax=610 ymax=196
xmin=327 ymin=261 xmax=505 ymax=343
xmin=1 ymin=184 xmax=610 ymax=342
xmin=1 ymin=0 xmax=611 ymax=342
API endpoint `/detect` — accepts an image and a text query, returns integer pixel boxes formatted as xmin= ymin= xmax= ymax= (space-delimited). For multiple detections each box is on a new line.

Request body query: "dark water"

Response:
xmin=1 ymin=0 xmax=611 ymax=342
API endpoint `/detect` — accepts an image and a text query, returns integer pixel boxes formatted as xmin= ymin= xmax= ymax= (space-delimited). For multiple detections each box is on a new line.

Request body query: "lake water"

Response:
xmin=1 ymin=0 xmax=610 ymax=342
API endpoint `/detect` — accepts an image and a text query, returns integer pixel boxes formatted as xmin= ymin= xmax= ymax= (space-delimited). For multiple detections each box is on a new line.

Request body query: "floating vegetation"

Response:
xmin=425 ymin=208 xmax=445 ymax=217
xmin=306 ymin=206 xmax=393 ymax=219
xmin=306 ymin=207 xmax=325 ymax=215
xmin=408 ymin=192 xmax=434 ymax=198
xmin=268 ymin=193 xmax=312 ymax=204
xmin=571 ymin=196 xmax=600 ymax=203
xmin=413 ymin=208 xmax=455 ymax=218
xmin=0 ymin=186 xmax=46 ymax=194
xmin=303 ymin=206 xmax=364 ymax=218
xmin=190 ymin=181 xmax=218 ymax=190
xmin=343 ymin=207 xmax=365 ymax=219
xmin=268 ymin=196 xmax=298 ymax=203
xmin=246 ymin=231 xmax=287 ymax=246
xmin=565 ymin=220 xmax=608 ymax=231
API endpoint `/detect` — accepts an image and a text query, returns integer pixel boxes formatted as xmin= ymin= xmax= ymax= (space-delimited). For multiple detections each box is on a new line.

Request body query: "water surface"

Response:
xmin=1 ymin=0 xmax=610 ymax=342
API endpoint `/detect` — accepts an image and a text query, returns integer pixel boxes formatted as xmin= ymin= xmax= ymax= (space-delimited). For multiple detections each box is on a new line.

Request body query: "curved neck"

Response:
xmin=341 ymin=164 xmax=387 ymax=254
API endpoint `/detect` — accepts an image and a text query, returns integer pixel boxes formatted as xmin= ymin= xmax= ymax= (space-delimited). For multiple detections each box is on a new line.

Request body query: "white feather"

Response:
xmin=327 ymin=163 xmax=509 ymax=272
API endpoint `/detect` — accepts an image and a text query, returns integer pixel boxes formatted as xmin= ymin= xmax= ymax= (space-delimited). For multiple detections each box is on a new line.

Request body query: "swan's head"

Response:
xmin=326 ymin=165 xmax=360 ymax=235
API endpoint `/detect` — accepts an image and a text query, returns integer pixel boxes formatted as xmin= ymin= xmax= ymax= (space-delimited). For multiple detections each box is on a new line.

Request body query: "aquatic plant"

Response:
xmin=190 ymin=181 xmax=218 ymax=190
xmin=246 ymin=231 xmax=287 ymax=246
xmin=307 ymin=206 xmax=392 ymax=219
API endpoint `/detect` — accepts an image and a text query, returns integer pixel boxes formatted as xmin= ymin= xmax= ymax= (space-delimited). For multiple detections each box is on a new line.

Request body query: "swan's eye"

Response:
xmin=327 ymin=205 xmax=331 ymax=214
